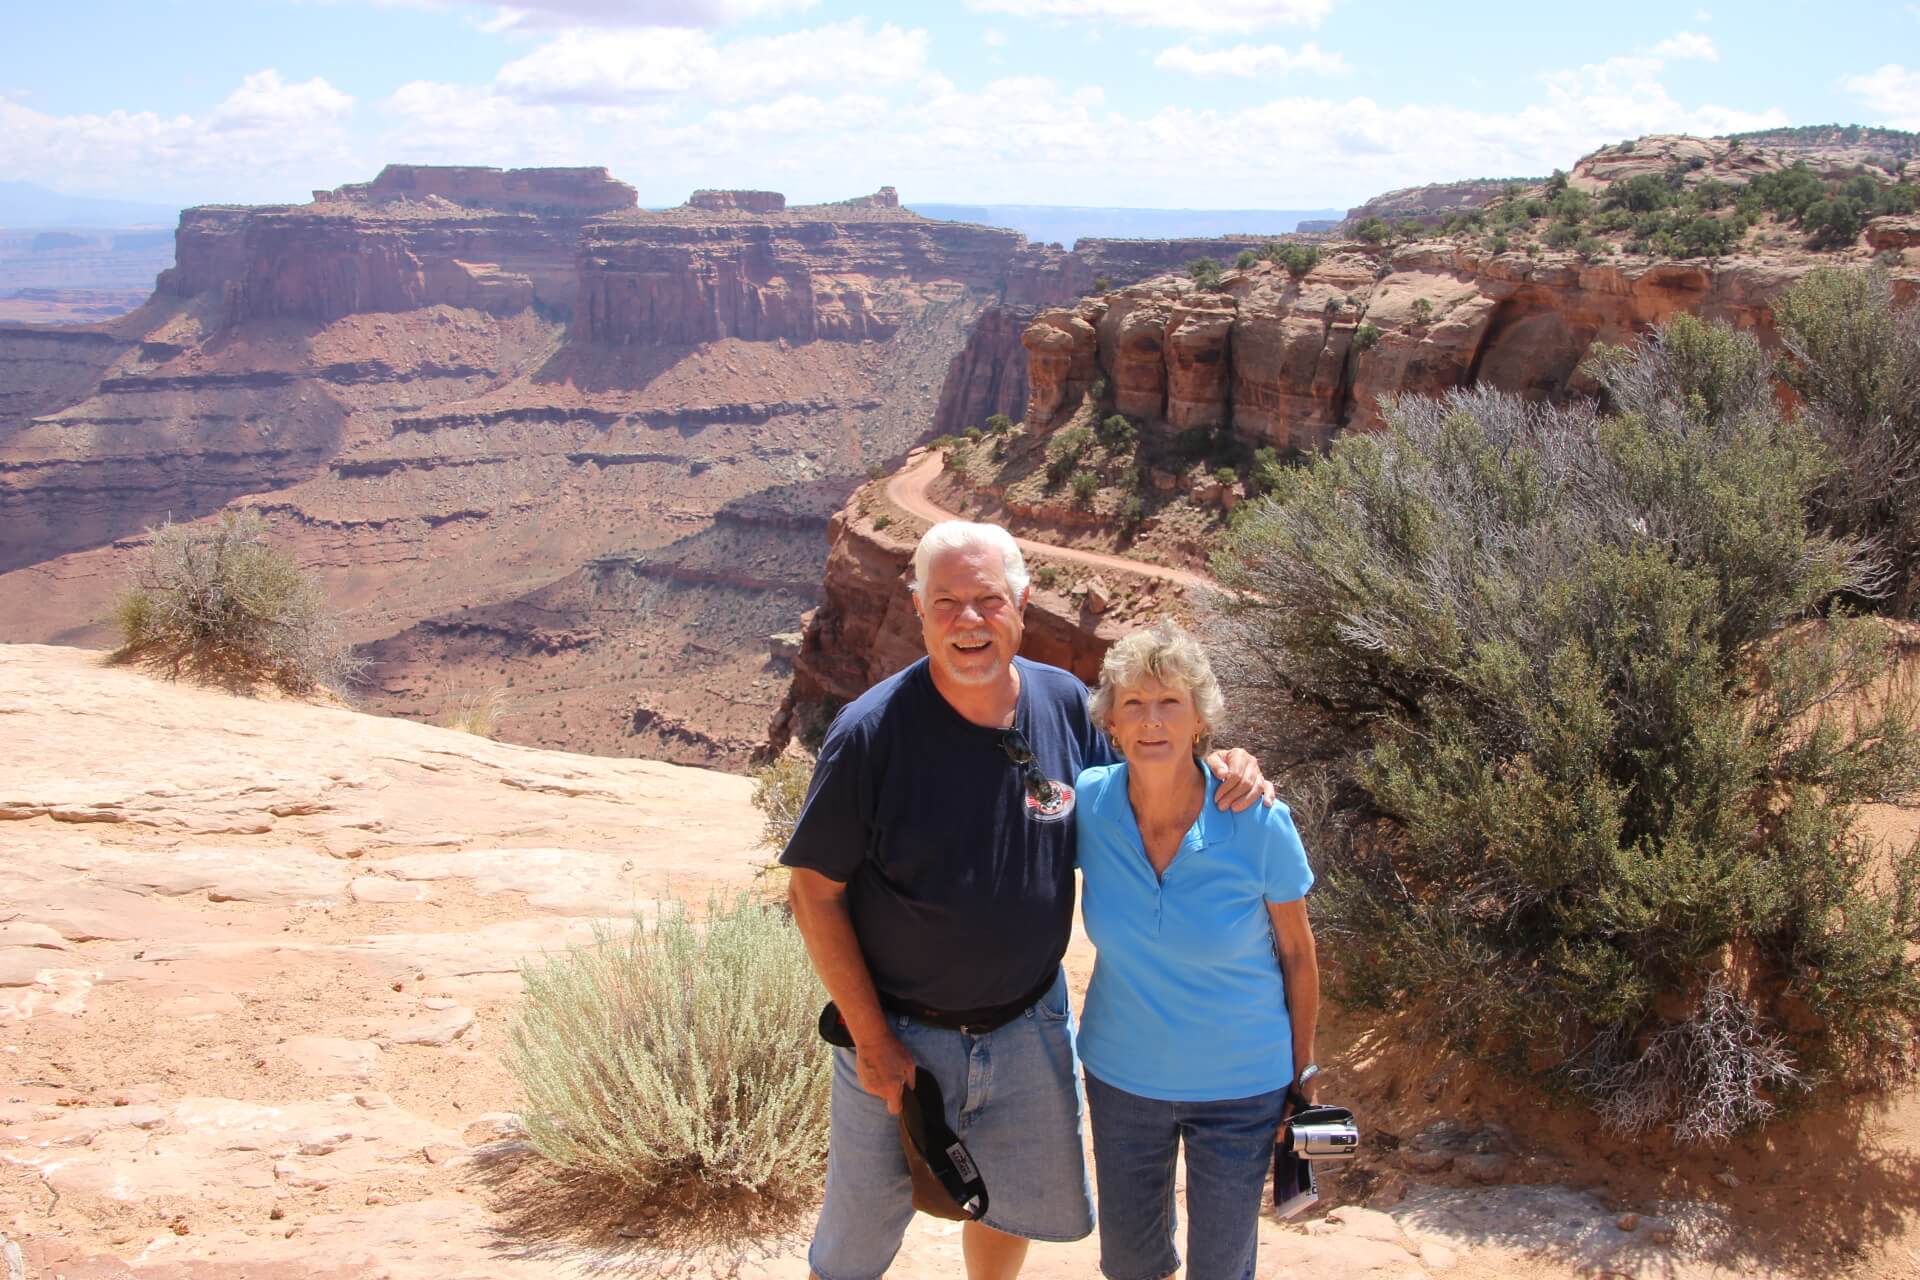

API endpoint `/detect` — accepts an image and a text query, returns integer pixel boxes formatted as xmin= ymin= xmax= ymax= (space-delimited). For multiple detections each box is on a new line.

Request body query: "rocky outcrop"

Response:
xmin=1868 ymin=215 xmax=1920 ymax=254
xmin=769 ymin=508 xmax=1125 ymax=751
xmin=1020 ymin=243 xmax=1881 ymax=447
xmin=320 ymin=164 xmax=639 ymax=214
xmin=573 ymin=217 xmax=1025 ymax=345
xmin=688 ymin=189 xmax=787 ymax=214
xmin=1342 ymin=180 xmax=1515 ymax=230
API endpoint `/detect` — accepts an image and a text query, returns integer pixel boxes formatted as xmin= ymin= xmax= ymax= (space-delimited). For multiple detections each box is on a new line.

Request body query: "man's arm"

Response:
xmin=788 ymin=867 xmax=917 ymax=1114
xmin=1204 ymin=746 xmax=1277 ymax=812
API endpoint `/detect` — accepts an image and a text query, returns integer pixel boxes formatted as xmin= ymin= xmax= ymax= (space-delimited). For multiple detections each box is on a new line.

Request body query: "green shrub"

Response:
xmin=1032 ymin=564 xmax=1060 ymax=590
xmin=1207 ymin=316 xmax=1920 ymax=1142
xmin=963 ymin=426 xmax=984 ymax=442
xmin=1802 ymin=196 xmax=1865 ymax=249
xmin=1187 ymin=257 xmax=1225 ymax=289
xmin=1212 ymin=465 xmax=1238 ymax=486
xmin=1266 ymin=243 xmax=1321 ymax=276
xmin=872 ymin=513 xmax=893 ymax=531
xmin=1235 ymin=248 xmax=1258 ymax=268
xmin=1099 ymin=413 xmax=1138 ymax=451
xmin=1046 ymin=424 xmax=1095 ymax=485
xmin=112 ymin=510 xmax=360 ymax=695
xmin=1410 ymin=298 xmax=1434 ymax=325
xmin=1120 ymin=495 xmax=1145 ymax=530
xmin=751 ymin=753 xmax=815 ymax=851
xmin=1489 ymin=233 xmax=1511 ymax=254
xmin=1352 ymin=322 xmax=1382 ymax=351
xmin=508 ymin=896 xmax=830 ymax=1200
xmin=1353 ymin=217 xmax=1392 ymax=244
xmin=1092 ymin=276 xmax=1110 ymax=291
xmin=985 ymin=413 xmax=1014 ymax=435
xmin=1775 ymin=267 xmax=1920 ymax=614
xmin=1544 ymin=222 xmax=1582 ymax=250
xmin=1070 ymin=470 xmax=1101 ymax=506
xmin=1087 ymin=377 xmax=1108 ymax=403
xmin=1604 ymin=172 xmax=1678 ymax=214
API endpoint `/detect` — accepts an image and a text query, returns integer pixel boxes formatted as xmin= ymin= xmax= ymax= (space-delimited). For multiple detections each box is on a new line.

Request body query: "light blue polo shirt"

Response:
xmin=1075 ymin=761 xmax=1314 ymax=1102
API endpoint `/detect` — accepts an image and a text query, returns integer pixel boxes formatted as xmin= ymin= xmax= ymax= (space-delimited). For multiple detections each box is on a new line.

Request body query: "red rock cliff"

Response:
xmin=1020 ymin=243 xmax=1869 ymax=448
xmin=574 ymin=216 xmax=1026 ymax=345
xmin=322 ymin=164 xmax=638 ymax=213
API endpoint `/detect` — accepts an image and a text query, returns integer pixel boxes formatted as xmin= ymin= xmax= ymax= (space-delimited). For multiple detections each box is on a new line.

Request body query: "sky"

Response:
xmin=3 ymin=0 xmax=1918 ymax=212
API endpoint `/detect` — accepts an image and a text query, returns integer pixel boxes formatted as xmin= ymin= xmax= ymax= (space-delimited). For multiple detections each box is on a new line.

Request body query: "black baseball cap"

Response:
xmin=818 ymin=1002 xmax=990 ymax=1221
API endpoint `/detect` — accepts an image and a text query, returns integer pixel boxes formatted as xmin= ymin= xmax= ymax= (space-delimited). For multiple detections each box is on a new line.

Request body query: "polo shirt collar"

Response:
xmin=1185 ymin=764 xmax=1231 ymax=853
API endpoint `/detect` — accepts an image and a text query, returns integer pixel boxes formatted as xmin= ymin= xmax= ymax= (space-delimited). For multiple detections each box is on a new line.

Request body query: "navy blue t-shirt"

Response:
xmin=779 ymin=656 xmax=1115 ymax=1012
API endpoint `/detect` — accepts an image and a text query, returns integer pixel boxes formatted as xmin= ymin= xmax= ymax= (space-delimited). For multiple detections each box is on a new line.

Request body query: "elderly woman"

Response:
xmin=1075 ymin=621 xmax=1319 ymax=1280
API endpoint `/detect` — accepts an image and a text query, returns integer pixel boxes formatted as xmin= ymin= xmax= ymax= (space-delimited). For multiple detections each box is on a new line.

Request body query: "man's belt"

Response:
xmin=877 ymin=968 xmax=1060 ymax=1035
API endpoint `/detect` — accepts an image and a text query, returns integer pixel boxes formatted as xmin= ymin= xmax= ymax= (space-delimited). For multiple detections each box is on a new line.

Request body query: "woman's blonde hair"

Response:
xmin=1089 ymin=621 xmax=1227 ymax=756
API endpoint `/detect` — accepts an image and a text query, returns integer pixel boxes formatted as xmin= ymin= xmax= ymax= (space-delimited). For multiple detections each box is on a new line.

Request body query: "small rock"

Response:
xmin=1402 ymin=1148 xmax=1454 ymax=1174
xmin=463 ymin=1113 xmax=526 ymax=1146
xmin=385 ymin=1005 xmax=474 ymax=1046
xmin=422 ymin=1142 xmax=465 ymax=1165
xmin=1457 ymin=1153 xmax=1508 ymax=1183
xmin=1326 ymin=1206 xmax=1408 ymax=1246
xmin=1419 ymin=1240 xmax=1459 ymax=1270
xmin=349 ymin=878 xmax=429 ymax=905
xmin=423 ymin=996 xmax=457 ymax=1011
xmin=273 ymin=1161 xmax=332 ymax=1190
xmin=1082 ymin=577 xmax=1111 ymax=615
xmin=1714 ymin=1170 xmax=1741 ymax=1189
xmin=1616 ymin=1212 xmax=1641 ymax=1232
xmin=294 ymin=1129 xmax=352 ymax=1156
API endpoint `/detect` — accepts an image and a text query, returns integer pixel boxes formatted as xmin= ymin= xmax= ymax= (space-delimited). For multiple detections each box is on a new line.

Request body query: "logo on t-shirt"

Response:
xmin=1025 ymin=780 xmax=1075 ymax=822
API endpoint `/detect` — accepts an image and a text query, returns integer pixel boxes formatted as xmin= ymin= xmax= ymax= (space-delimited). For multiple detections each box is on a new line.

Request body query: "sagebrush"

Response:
xmin=1208 ymin=315 xmax=1920 ymax=1140
xmin=508 ymin=896 xmax=830 ymax=1199
xmin=1774 ymin=266 xmax=1920 ymax=616
xmin=751 ymin=753 xmax=813 ymax=851
xmin=112 ymin=510 xmax=360 ymax=695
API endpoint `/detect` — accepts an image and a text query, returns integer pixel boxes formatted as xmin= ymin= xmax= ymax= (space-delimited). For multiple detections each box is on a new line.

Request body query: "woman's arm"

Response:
xmin=1268 ymin=898 xmax=1319 ymax=1102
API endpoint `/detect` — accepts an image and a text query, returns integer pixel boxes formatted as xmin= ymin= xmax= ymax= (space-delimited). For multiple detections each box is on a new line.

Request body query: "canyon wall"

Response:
xmin=768 ymin=503 xmax=1129 ymax=752
xmin=1019 ymin=244 xmax=1858 ymax=449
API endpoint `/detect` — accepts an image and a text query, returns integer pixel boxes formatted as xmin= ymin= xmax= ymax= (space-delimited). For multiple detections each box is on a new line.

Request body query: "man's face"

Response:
xmin=914 ymin=543 xmax=1028 ymax=688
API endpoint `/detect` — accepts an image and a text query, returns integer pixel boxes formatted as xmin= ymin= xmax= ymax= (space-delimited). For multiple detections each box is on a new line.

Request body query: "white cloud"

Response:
xmin=481 ymin=0 xmax=818 ymax=32
xmin=1842 ymin=64 xmax=1920 ymax=129
xmin=983 ymin=27 xmax=1008 ymax=46
xmin=0 ymin=70 xmax=355 ymax=202
xmin=1694 ymin=7 xmax=1711 ymax=21
xmin=494 ymin=20 xmax=930 ymax=105
xmin=1651 ymin=31 xmax=1718 ymax=62
xmin=1154 ymin=42 xmax=1349 ymax=78
xmin=964 ymin=0 xmax=1335 ymax=32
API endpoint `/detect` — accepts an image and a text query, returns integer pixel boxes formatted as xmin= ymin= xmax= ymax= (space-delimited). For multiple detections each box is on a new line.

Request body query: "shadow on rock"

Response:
xmin=465 ymin=1140 xmax=813 ymax=1279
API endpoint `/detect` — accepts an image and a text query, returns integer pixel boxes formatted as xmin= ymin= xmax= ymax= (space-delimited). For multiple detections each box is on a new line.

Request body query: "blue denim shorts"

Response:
xmin=807 ymin=967 xmax=1095 ymax=1280
xmin=1084 ymin=1070 xmax=1288 ymax=1280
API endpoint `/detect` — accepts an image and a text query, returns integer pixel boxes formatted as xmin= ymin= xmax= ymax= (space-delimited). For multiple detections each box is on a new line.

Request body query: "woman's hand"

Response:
xmin=1203 ymin=746 xmax=1276 ymax=812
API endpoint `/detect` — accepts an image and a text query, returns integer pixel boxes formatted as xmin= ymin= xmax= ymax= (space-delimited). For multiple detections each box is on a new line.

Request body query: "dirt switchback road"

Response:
xmin=885 ymin=450 xmax=1211 ymax=590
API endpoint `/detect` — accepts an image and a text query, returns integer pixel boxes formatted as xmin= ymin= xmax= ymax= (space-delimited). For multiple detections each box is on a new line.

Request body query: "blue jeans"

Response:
xmin=808 ymin=968 xmax=1095 ymax=1280
xmin=1084 ymin=1070 xmax=1287 ymax=1280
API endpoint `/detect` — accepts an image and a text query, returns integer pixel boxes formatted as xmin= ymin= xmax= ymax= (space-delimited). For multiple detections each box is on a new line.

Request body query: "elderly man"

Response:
xmin=782 ymin=520 xmax=1269 ymax=1280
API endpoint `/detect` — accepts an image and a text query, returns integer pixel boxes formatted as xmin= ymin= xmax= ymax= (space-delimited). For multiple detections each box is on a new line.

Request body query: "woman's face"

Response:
xmin=1107 ymin=674 xmax=1203 ymax=766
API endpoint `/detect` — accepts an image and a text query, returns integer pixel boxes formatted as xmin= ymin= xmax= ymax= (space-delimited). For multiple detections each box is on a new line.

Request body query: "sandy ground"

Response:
xmin=2 ymin=643 xmax=1917 ymax=1279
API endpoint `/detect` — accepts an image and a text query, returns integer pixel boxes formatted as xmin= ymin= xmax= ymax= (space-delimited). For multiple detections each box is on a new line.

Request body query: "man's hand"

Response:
xmin=1204 ymin=746 xmax=1276 ymax=812
xmin=855 ymin=1027 xmax=918 ymax=1115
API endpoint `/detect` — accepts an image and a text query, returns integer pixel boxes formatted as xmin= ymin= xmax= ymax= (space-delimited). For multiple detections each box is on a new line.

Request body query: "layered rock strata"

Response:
xmin=1020 ymin=243 xmax=1901 ymax=449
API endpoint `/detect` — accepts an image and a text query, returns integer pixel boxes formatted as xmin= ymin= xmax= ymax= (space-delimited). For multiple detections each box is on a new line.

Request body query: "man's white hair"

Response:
xmin=910 ymin=521 xmax=1031 ymax=599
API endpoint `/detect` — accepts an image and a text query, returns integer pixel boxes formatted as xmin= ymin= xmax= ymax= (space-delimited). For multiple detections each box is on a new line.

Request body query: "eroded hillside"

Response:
xmin=0 ymin=166 xmax=1253 ymax=767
